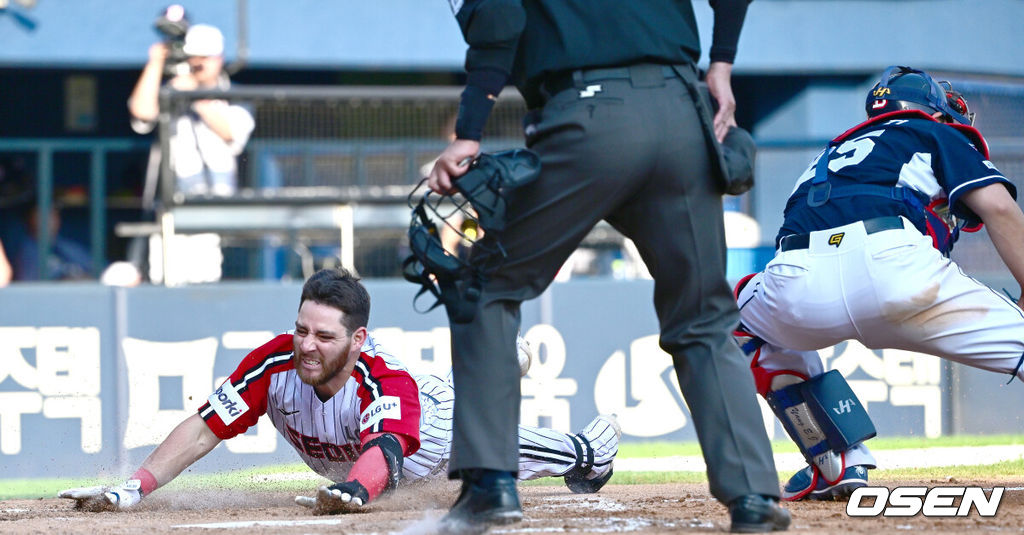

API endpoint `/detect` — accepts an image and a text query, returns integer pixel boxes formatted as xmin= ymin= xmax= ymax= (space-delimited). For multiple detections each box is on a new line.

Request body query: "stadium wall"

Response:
xmin=1 ymin=280 xmax=1021 ymax=478
xmin=3 ymin=0 xmax=1024 ymax=75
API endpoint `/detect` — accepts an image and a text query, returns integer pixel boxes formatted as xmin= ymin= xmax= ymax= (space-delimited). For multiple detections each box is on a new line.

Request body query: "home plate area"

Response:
xmin=4 ymin=480 xmax=1024 ymax=534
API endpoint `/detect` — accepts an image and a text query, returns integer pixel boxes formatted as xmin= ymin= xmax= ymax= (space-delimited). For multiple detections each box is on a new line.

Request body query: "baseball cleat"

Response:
xmin=729 ymin=494 xmax=791 ymax=533
xmin=438 ymin=470 xmax=522 ymax=535
xmin=782 ymin=464 xmax=869 ymax=501
xmin=564 ymin=414 xmax=621 ymax=493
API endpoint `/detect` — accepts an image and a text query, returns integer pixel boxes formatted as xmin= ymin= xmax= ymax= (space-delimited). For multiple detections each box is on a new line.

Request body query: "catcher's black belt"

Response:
xmin=540 ymin=63 xmax=683 ymax=102
xmin=779 ymin=216 xmax=906 ymax=252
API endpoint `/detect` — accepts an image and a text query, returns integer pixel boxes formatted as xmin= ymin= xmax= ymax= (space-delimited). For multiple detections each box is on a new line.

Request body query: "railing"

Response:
xmin=0 ymin=138 xmax=150 ymax=280
xmin=4 ymin=77 xmax=1022 ymax=284
xmin=149 ymin=85 xmax=527 ymax=283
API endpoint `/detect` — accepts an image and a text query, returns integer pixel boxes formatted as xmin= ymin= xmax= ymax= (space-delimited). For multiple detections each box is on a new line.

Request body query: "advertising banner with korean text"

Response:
xmin=1 ymin=280 xmax=1020 ymax=478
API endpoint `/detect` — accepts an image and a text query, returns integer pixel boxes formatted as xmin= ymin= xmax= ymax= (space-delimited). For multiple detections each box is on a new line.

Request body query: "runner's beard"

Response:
xmin=293 ymin=348 xmax=347 ymax=387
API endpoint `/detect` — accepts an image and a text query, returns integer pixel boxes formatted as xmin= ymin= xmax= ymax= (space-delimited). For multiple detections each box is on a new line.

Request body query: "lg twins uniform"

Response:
xmin=737 ymin=111 xmax=1024 ymax=467
xmin=198 ymin=333 xmax=614 ymax=485
xmin=198 ymin=334 xmax=427 ymax=482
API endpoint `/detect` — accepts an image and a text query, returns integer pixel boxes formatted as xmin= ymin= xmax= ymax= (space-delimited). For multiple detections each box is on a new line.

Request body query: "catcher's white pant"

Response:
xmin=738 ymin=217 xmax=1024 ymax=466
xmin=405 ymin=374 xmax=616 ymax=482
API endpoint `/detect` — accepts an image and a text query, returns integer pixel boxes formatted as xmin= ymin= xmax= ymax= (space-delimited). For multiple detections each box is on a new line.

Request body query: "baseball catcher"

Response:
xmin=59 ymin=268 xmax=619 ymax=514
xmin=735 ymin=65 xmax=1024 ymax=501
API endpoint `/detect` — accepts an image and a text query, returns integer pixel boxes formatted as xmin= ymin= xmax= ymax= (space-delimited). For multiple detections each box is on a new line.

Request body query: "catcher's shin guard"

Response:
xmin=751 ymin=366 xmax=843 ymax=481
xmin=749 ymin=346 xmax=876 ymax=483
xmin=757 ymin=368 xmax=876 ymax=484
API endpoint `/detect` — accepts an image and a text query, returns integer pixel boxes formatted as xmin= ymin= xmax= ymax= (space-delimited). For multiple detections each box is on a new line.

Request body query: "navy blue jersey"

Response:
xmin=777 ymin=112 xmax=1013 ymax=247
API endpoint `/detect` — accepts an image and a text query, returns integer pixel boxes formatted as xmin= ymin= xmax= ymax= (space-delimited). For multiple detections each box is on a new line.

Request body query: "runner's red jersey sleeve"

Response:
xmin=353 ymin=352 xmax=422 ymax=455
xmin=197 ymin=334 xmax=295 ymax=440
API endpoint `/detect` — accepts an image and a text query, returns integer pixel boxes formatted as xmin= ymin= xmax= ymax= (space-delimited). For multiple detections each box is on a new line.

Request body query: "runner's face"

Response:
xmin=293 ymin=301 xmax=359 ymax=390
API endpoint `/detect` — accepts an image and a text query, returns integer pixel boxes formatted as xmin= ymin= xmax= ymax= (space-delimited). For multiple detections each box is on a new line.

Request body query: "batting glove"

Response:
xmin=58 ymin=481 xmax=144 ymax=512
xmin=295 ymin=480 xmax=370 ymax=515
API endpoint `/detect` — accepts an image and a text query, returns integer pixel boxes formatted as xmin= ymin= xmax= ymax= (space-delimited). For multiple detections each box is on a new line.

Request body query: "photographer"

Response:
xmin=128 ymin=23 xmax=254 ymax=196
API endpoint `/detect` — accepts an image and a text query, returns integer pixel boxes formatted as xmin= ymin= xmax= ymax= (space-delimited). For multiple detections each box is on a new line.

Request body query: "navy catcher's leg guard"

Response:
xmin=767 ymin=370 xmax=876 ymax=483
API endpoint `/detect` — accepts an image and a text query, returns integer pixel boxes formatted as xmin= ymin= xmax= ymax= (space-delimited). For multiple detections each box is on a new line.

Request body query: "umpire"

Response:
xmin=428 ymin=1 xmax=789 ymax=533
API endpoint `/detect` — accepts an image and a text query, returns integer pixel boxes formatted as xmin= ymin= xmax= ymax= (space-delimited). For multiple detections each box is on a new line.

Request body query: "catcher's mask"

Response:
xmin=403 ymin=149 xmax=541 ymax=323
xmin=865 ymin=65 xmax=975 ymax=126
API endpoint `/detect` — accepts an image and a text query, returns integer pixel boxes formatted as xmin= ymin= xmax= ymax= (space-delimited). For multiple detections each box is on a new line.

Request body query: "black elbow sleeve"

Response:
xmin=463 ymin=0 xmax=525 ymax=47
xmin=363 ymin=434 xmax=405 ymax=493
xmin=709 ymin=0 xmax=751 ymax=63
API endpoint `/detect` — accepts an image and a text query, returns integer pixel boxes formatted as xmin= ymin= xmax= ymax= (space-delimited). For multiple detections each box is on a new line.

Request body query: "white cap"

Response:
xmin=182 ymin=24 xmax=224 ymax=57
xmin=100 ymin=261 xmax=142 ymax=287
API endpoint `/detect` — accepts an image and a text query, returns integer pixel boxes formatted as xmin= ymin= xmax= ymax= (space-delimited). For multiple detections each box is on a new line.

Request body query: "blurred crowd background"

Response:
xmin=1 ymin=0 xmax=1022 ymax=288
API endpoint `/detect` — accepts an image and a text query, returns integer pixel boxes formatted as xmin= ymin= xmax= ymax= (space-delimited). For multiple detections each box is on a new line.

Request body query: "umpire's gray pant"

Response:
xmin=448 ymin=63 xmax=780 ymax=503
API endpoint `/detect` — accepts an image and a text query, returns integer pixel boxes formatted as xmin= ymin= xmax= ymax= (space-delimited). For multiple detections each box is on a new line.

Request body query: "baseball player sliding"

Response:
xmin=59 ymin=268 xmax=619 ymax=513
xmin=735 ymin=66 xmax=1024 ymax=501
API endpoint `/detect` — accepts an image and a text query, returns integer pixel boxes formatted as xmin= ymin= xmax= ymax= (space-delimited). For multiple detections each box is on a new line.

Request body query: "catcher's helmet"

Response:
xmin=865 ymin=66 xmax=974 ymax=125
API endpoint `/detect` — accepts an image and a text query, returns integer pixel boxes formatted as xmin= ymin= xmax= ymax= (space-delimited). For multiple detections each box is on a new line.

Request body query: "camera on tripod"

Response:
xmin=154 ymin=4 xmax=191 ymax=77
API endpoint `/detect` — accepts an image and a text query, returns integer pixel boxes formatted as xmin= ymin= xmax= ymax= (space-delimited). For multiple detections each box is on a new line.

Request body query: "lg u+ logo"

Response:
xmin=847 ymin=486 xmax=1004 ymax=517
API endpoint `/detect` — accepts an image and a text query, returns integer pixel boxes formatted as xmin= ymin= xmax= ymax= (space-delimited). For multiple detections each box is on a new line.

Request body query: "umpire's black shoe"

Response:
xmin=728 ymin=494 xmax=791 ymax=533
xmin=437 ymin=469 xmax=522 ymax=535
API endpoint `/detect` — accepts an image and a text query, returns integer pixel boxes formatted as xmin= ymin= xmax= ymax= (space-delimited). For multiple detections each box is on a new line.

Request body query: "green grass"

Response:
xmin=522 ymin=471 xmax=708 ymax=487
xmin=0 ymin=463 xmax=327 ymax=501
xmin=522 ymin=458 xmax=1024 ymax=488
xmin=617 ymin=434 xmax=1024 ymax=458
xmin=160 ymin=463 xmax=329 ymax=491
xmin=522 ymin=461 xmax=1024 ymax=488
xmin=1 ymin=477 xmax=101 ymax=501
xmin=875 ymin=457 xmax=1024 ymax=481
xmin=5 ymin=435 xmax=1023 ymax=500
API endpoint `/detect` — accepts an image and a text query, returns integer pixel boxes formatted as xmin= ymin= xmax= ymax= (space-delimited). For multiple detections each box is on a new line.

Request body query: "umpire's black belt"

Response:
xmin=540 ymin=64 xmax=683 ymax=102
xmin=778 ymin=216 xmax=906 ymax=252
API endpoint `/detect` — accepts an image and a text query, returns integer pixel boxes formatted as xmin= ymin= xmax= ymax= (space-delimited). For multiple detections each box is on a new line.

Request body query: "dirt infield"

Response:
xmin=3 ymin=478 xmax=1022 ymax=534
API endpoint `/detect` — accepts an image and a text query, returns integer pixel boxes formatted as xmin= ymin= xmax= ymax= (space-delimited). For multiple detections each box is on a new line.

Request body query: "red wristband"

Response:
xmin=346 ymin=447 xmax=388 ymax=502
xmin=131 ymin=467 xmax=158 ymax=497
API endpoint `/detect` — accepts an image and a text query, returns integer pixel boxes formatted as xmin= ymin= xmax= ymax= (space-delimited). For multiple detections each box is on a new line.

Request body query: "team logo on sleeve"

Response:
xmin=208 ymin=381 xmax=249 ymax=425
xmin=829 ymin=232 xmax=845 ymax=248
xmin=360 ymin=396 xmax=401 ymax=432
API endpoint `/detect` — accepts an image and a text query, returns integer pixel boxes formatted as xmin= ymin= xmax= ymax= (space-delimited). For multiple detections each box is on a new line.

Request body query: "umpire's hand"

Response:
xmin=706 ymin=61 xmax=737 ymax=143
xmin=58 ymin=483 xmax=143 ymax=512
xmin=429 ymin=139 xmax=480 ymax=194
